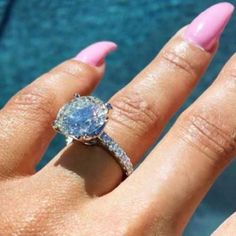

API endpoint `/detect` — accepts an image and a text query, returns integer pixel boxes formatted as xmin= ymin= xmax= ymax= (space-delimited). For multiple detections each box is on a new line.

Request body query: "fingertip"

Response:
xmin=183 ymin=2 xmax=234 ymax=51
xmin=74 ymin=41 xmax=118 ymax=67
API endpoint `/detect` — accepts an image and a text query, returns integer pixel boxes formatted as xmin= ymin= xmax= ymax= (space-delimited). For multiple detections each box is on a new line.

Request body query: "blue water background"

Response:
xmin=0 ymin=0 xmax=236 ymax=235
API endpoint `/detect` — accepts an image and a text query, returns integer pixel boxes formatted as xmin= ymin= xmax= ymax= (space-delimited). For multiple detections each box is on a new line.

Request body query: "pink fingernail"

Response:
xmin=184 ymin=2 xmax=234 ymax=51
xmin=75 ymin=41 xmax=117 ymax=66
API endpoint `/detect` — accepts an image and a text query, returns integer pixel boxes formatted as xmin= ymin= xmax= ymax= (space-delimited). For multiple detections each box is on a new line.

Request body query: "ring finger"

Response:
xmin=44 ymin=3 xmax=232 ymax=196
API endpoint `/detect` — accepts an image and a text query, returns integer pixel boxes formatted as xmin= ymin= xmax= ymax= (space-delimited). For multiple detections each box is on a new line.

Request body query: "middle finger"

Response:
xmin=46 ymin=3 xmax=232 ymax=196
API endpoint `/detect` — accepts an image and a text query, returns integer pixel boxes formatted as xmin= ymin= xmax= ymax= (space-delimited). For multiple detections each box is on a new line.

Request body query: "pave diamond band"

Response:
xmin=99 ymin=132 xmax=133 ymax=176
xmin=53 ymin=95 xmax=134 ymax=176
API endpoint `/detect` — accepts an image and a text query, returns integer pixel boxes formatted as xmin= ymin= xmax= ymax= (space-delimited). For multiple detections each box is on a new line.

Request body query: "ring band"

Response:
xmin=99 ymin=132 xmax=133 ymax=176
xmin=52 ymin=94 xmax=134 ymax=176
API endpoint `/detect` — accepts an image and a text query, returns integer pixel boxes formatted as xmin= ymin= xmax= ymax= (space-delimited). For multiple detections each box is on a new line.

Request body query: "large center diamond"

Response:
xmin=54 ymin=96 xmax=108 ymax=138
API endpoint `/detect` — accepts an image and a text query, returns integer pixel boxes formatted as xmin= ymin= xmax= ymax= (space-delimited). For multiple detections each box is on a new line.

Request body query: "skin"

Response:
xmin=0 ymin=29 xmax=235 ymax=235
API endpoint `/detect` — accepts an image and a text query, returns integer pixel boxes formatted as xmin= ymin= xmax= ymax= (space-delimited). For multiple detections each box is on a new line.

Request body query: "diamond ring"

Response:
xmin=52 ymin=94 xmax=134 ymax=176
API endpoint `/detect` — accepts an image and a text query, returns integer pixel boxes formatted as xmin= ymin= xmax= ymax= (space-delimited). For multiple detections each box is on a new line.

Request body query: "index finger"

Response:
xmin=0 ymin=42 xmax=117 ymax=177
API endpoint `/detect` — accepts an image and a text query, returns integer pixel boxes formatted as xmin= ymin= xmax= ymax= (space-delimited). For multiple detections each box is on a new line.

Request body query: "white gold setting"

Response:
xmin=53 ymin=94 xmax=134 ymax=176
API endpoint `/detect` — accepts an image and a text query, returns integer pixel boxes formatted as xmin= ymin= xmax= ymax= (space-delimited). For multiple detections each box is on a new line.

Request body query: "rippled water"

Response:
xmin=0 ymin=1 xmax=235 ymax=235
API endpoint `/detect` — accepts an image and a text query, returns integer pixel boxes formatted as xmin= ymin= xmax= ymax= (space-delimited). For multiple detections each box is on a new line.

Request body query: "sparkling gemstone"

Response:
xmin=100 ymin=132 xmax=111 ymax=144
xmin=54 ymin=96 xmax=108 ymax=139
xmin=114 ymin=147 xmax=123 ymax=157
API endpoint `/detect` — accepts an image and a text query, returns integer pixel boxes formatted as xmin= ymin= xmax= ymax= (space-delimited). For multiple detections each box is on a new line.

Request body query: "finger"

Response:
xmin=211 ymin=212 xmax=236 ymax=236
xmin=114 ymin=40 xmax=236 ymax=234
xmin=0 ymin=41 xmax=117 ymax=178
xmin=46 ymin=3 xmax=233 ymax=196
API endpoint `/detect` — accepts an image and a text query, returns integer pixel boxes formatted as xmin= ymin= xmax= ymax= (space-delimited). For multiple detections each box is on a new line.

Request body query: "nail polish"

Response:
xmin=184 ymin=2 xmax=234 ymax=51
xmin=75 ymin=41 xmax=117 ymax=66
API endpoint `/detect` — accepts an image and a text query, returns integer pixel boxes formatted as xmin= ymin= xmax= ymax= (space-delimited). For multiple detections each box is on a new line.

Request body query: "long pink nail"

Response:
xmin=184 ymin=2 xmax=234 ymax=51
xmin=75 ymin=41 xmax=117 ymax=66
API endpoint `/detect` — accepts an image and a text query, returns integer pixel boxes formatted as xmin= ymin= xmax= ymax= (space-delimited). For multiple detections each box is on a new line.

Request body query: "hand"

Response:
xmin=0 ymin=3 xmax=235 ymax=235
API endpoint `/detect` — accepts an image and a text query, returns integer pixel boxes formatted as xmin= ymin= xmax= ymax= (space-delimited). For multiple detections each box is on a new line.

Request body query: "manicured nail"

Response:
xmin=75 ymin=41 xmax=117 ymax=66
xmin=184 ymin=2 xmax=234 ymax=51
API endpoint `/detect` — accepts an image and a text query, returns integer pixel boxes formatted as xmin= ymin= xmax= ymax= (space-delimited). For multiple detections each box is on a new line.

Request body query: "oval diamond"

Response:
xmin=54 ymin=96 xmax=108 ymax=139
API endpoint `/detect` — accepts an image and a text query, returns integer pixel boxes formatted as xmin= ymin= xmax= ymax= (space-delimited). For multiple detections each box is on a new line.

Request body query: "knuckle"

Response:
xmin=110 ymin=91 xmax=161 ymax=136
xmin=162 ymin=49 xmax=197 ymax=80
xmin=6 ymin=85 xmax=56 ymax=122
xmin=176 ymin=111 xmax=236 ymax=163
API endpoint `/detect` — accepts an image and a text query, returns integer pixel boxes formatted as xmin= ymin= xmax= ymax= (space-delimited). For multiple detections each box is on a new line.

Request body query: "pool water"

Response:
xmin=0 ymin=1 xmax=235 ymax=235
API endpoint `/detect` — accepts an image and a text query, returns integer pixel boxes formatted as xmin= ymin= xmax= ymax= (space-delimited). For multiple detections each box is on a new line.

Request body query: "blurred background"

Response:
xmin=0 ymin=0 xmax=235 ymax=235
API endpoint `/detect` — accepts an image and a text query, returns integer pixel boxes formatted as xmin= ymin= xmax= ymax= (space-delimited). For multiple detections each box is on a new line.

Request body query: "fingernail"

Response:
xmin=184 ymin=2 xmax=234 ymax=51
xmin=75 ymin=41 xmax=117 ymax=66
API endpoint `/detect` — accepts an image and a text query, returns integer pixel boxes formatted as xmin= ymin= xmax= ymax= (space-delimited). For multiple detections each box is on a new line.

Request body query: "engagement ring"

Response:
xmin=52 ymin=94 xmax=133 ymax=176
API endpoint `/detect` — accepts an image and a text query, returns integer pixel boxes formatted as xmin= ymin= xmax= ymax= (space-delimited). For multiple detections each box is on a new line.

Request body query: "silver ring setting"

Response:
xmin=52 ymin=94 xmax=133 ymax=176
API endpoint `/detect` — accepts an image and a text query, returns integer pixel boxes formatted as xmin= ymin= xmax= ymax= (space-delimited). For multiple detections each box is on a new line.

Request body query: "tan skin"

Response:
xmin=0 ymin=28 xmax=236 ymax=235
